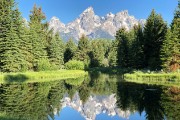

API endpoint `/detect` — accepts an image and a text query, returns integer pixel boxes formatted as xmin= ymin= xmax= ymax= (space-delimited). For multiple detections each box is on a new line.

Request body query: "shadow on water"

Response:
xmin=4 ymin=74 xmax=29 ymax=83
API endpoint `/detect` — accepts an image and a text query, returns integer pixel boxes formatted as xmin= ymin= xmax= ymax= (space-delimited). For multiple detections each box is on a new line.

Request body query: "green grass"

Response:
xmin=124 ymin=71 xmax=180 ymax=86
xmin=0 ymin=70 xmax=87 ymax=84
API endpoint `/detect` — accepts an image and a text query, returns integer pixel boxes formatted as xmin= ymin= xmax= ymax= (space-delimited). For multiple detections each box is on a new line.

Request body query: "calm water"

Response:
xmin=0 ymin=73 xmax=180 ymax=120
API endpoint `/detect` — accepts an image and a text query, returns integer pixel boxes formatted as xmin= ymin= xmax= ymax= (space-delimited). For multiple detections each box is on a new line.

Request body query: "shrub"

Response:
xmin=37 ymin=58 xmax=51 ymax=71
xmin=65 ymin=60 xmax=84 ymax=70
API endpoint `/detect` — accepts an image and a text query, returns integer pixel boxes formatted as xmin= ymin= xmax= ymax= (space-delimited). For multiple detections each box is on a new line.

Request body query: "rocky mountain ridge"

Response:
xmin=49 ymin=7 xmax=145 ymax=41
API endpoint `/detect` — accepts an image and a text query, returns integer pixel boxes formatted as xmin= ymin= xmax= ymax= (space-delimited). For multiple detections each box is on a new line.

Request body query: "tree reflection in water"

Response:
xmin=0 ymin=73 xmax=179 ymax=120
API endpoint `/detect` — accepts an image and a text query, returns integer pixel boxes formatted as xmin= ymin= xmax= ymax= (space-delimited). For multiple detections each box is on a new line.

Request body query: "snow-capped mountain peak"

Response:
xmin=49 ymin=7 xmax=145 ymax=42
xmin=83 ymin=6 xmax=94 ymax=14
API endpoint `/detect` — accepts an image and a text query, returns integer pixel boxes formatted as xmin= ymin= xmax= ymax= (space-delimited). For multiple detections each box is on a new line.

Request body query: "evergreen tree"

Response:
xmin=89 ymin=40 xmax=104 ymax=67
xmin=29 ymin=4 xmax=48 ymax=70
xmin=48 ymin=33 xmax=64 ymax=68
xmin=64 ymin=39 xmax=77 ymax=63
xmin=74 ymin=35 xmax=91 ymax=67
xmin=99 ymin=39 xmax=111 ymax=67
xmin=161 ymin=2 xmax=180 ymax=71
xmin=116 ymin=28 xmax=129 ymax=68
xmin=130 ymin=25 xmax=145 ymax=69
xmin=0 ymin=1 xmax=26 ymax=72
xmin=108 ymin=40 xmax=118 ymax=67
xmin=144 ymin=9 xmax=167 ymax=70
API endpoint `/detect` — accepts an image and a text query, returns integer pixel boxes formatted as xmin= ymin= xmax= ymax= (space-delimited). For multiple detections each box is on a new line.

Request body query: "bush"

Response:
xmin=65 ymin=60 xmax=84 ymax=70
xmin=37 ymin=58 xmax=51 ymax=71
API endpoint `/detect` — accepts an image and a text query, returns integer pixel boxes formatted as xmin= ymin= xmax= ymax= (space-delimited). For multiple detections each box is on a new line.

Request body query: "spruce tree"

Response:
xmin=48 ymin=33 xmax=64 ymax=68
xmin=108 ymin=40 xmax=118 ymax=67
xmin=74 ymin=35 xmax=91 ymax=67
xmin=29 ymin=4 xmax=47 ymax=69
xmin=161 ymin=29 xmax=173 ymax=71
xmin=89 ymin=40 xmax=104 ymax=67
xmin=0 ymin=1 xmax=25 ymax=72
xmin=144 ymin=9 xmax=167 ymax=70
xmin=20 ymin=21 xmax=34 ymax=71
xmin=161 ymin=2 xmax=180 ymax=71
xmin=130 ymin=25 xmax=145 ymax=69
xmin=64 ymin=39 xmax=77 ymax=63
xmin=116 ymin=28 xmax=129 ymax=68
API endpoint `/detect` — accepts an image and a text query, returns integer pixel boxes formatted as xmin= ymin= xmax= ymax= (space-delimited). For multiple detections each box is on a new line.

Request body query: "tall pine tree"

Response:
xmin=108 ymin=40 xmax=118 ymax=67
xmin=161 ymin=2 xmax=180 ymax=71
xmin=130 ymin=24 xmax=145 ymax=69
xmin=89 ymin=40 xmax=105 ymax=67
xmin=74 ymin=35 xmax=91 ymax=67
xmin=29 ymin=4 xmax=48 ymax=70
xmin=144 ymin=9 xmax=167 ymax=70
xmin=48 ymin=33 xmax=64 ymax=68
xmin=64 ymin=38 xmax=77 ymax=63
xmin=116 ymin=28 xmax=129 ymax=68
xmin=0 ymin=0 xmax=25 ymax=72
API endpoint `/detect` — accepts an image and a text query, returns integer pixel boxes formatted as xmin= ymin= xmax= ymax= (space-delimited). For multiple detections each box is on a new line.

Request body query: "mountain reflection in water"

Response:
xmin=0 ymin=73 xmax=180 ymax=120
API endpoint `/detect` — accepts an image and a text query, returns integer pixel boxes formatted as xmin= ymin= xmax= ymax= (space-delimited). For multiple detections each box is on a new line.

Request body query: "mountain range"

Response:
xmin=49 ymin=7 xmax=146 ymax=42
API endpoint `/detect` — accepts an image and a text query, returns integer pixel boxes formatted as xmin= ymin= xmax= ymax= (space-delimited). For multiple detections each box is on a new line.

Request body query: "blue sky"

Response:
xmin=16 ymin=0 xmax=178 ymax=24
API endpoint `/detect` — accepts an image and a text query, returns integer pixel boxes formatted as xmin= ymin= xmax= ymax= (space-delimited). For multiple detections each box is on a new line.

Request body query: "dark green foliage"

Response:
xmin=64 ymin=38 xmax=77 ymax=63
xmin=144 ymin=10 xmax=167 ymax=70
xmin=116 ymin=28 xmax=130 ymax=68
xmin=48 ymin=33 xmax=64 ymax=68
xmin=130 ymin=25 xmax=145 ymax=69
xmin=161 ymin=2 xmax=180 ymax=71
xmin=161 ymin=30 xmax=174 ymax=71
xmin=115 ymin=10 xmax=168 ymax=70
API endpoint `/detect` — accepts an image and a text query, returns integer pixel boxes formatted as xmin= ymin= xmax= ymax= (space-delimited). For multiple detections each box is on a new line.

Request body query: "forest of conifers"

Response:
xmin=0 ymin=0 xmax=179 ymax=72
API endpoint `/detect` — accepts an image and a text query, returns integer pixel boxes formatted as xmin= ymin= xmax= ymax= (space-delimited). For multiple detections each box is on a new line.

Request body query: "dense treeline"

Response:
xmin=0 ymin=0 xmax=179 ymax=72
xmin=0 ymin=1 xmax=64 ymax=72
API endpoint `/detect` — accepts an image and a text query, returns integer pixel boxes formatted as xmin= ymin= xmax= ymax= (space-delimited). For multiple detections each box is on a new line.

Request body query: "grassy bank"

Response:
xmin=0 ymin=70 xmax=87 ymax=84
xmin=124 ymin=71 xmax=180 ymax=86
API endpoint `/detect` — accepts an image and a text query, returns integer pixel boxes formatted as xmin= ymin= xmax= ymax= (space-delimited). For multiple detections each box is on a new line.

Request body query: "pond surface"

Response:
xmin=0 ymin=73 xmax=180 ymax=120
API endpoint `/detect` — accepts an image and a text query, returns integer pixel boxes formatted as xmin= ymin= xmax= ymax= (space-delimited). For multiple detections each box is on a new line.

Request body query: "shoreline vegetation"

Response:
xmin=88 ymin=67 xmax=180 ymax=86
xmin=0 ymin=70 xmax=87 ymax=84
xmin=124 ymin=71 xmax=180 ymax=87
xmin=0 ymin=67 xmax=179 ymax=86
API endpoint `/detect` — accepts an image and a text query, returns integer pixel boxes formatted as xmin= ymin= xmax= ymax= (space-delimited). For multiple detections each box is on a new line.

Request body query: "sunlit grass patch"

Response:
xmin=0 ymin=70 xmax=87 ymax=83
xmin=124 ymin=71 xmax=180 ymax=86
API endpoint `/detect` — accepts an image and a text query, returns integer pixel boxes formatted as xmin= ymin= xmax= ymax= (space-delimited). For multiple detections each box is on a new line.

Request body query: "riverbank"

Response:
xmin=88 ymin=67 xmax=180 ymax=86
xmin=124 ymin=71 xmax=180 ymax=86
xmin=0 ymin=70 xmax=88 ymax=83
